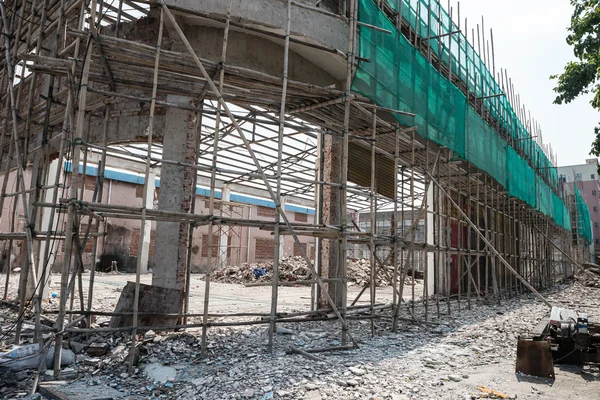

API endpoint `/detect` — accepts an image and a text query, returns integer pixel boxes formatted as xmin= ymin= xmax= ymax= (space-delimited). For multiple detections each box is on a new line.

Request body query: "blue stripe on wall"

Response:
xmin=64 ymin=161 xmax=314 ymax=215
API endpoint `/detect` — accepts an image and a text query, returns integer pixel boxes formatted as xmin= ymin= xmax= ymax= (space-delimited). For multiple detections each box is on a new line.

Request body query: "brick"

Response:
xmin=257 ymin=206 xmax=276 ymax=218
xmin=255 ymin=238 xmax=275 ymax=261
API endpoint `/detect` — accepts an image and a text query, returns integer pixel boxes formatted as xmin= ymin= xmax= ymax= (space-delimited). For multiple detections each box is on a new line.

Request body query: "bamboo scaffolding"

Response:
xmin=0 ymin=0 xmax=579 ymax=371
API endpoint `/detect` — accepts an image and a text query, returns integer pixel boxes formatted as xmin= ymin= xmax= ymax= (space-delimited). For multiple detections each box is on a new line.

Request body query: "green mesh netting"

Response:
xmin=574 ymin=185 xmax=593 ymax=243
xmin=352 ymin=0 xmax=571 ymax=231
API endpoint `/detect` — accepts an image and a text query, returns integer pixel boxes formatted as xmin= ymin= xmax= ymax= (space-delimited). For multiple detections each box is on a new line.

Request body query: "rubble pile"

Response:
xmin=2 ymin=282 xmax=597 ymax=399
xmin=211 ymin=257 xmax=421 ymax=287
xmin=580 ymin=262 xmax=600 ymax=287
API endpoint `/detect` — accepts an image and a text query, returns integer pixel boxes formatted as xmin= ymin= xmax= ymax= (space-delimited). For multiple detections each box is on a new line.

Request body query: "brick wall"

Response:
xmin=129 ymin=229 xmax=156 ymax=257
xmin=201 ymin=234 xmax=219 ymax=258
xmin=257 ymin=206 xmax=276 ymax=218
xmin=85 ymin=176 xmax=98 ymax=191
xmin=255 ymin=238 xmax=275 ymax=261
xmin=293 ymin=242 xmax=306 ymax=257
xmin=293 ymin=242 xmax=315 ymax=259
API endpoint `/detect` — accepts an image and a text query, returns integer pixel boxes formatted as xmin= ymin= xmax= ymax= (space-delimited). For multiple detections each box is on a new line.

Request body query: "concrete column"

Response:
xmin=152 ymin=96 xmax=200 ymax=294
xmin=320 ymin=134 xmax=343 ymax=308
xmin=139 ymin=170 xmax=156 ymax=273
xmin=37 ymin=158 xmax=60 ymax=299
xmin=278 ymin=196 xmax=287 ymax=259
xmin=218 ymin=184 xmax=231 ymax=268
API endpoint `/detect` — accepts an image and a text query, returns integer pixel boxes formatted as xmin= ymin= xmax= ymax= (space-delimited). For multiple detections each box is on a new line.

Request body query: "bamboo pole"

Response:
xmin=369 ymin=107 xmax=377 ymax=336
xmin=269 ymin=0 xmax=292 ymax=352
xmin=200 ymin=2 xmax=232 ymax=357
xmin=54 ymin=0 xmax=98 ymax=376
xmin=0 ymin=0 xmax=40 ymax=345
xmin=86 ymin=104 xmax=110 ymax=329
xmin=425 ymin=170 xmax=552 ymax=308
xmin=128 ymin=7 xmax=164 ymax=374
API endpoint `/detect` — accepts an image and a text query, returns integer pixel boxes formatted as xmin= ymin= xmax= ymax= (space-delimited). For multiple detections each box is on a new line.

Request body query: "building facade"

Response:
xmin=558 ymin=158 xmax=600 ymax=261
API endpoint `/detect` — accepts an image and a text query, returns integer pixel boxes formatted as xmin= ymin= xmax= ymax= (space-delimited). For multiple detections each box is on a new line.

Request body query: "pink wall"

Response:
xmin=0 ymin=171 xmax=316 ymax=273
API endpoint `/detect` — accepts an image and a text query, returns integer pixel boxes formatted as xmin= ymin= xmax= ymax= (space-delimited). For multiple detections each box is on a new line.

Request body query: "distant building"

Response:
xmin=357 ymin=210 xmax=426 ymax=271
xmin=558 ymin=158 xmax=599 ymax=261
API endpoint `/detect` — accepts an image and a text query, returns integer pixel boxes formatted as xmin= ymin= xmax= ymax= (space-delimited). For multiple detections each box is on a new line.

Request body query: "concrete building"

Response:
xmin=558 ymin=159 xmax=599 ymax=260
xmin=357 ymin=211 xmax=426 ymax=271
xmin=0 ymin=158 xmax=316 ymax=275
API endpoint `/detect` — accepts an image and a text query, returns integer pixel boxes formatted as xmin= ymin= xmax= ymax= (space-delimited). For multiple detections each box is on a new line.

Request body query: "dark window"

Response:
xmin=595 ymin=206 xmax=599 ymax=212
xmin=593 ymin=190 xmax=597 ymax=196
xmin=595 ymin=222 xmax=599 ymax=228
xmin=592 ymin=174 xmax=596 ymax=179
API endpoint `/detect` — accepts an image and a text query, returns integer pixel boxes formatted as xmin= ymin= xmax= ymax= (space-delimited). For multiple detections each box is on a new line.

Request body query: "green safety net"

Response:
xmin=574 ymin=185 xmax=593 ymax=243
xmin=352 ymin=0 xmax=571 ymax=231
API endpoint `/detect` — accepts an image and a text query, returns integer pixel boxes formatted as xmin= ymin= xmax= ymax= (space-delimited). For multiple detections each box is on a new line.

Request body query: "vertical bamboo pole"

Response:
xmin=423 ymin=134 xmax=430 ymax=321
xmin=435 ymin=157 xmax=441 ymax=316
xmin=160 ymin=0 xmax=356 ymax=344
xmin=445 ymin=159 xmax=450 ymax=314
xmin=476 ymin=172 xmax=481 ymax=302
xmin=391 ymin=126 xmax=400 ymax=319
xmin=269 ymin=0 xmax=292 ymax=351
xmin=457 ymin=178 xmax=462 ymax=312
xmin=410 ymin=132 xmax=416 ymax=314
xmin=0 ymin=0 xmax=39 ymax=345
xmin=202 ymin=3 xmax=232 ymax=357
xmin=466 ymin=169 xmax=472 ymax=309
xmin=427 ymin=171 xmax=552 ymax=306
xmin=86 ymin=104 xmax=110 ymax=326
xmin=339 ymin=0 xmax=357 ymax=345
xmin=369 ymin=108 xmax=377 ymax=336
xmin=54 ymin=0 xmax=98 ymax=375
xmin=128 ymin=7 xmax=164 ymax=374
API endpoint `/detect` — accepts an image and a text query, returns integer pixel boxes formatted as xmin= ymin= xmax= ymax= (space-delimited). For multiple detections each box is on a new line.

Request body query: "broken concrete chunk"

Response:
xmin=86 ymin=342 xmax=110 ymax=357
xmin=144 ymin=362 xmax=177 ymax=383
xmin=349 ymin=366 xmax=366 ymax=376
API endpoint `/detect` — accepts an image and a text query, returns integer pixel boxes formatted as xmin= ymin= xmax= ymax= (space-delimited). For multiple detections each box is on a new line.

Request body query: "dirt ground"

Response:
xmin=1 ymin=271 xmax=421 ymax=314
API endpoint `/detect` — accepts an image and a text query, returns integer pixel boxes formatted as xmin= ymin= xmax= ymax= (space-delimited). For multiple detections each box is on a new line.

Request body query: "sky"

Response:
xmin=449 ymin=0 xmax=598 ymax=167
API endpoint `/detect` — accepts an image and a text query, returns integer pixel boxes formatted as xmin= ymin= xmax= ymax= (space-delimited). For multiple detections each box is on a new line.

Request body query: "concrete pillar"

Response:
xmin=218 ymin=184 xmax=231 ymax=268
xmin=152 ymin=96 xmax=200 ymax=294
xmin=278 ymin=196 xmax=287 ymax=259
xmin=37 ymin=158 xmax=60 ymax=299
xmin=139 ymin=170 xmax=156 ymax=273
xmin=320 ymin=134 xmax=343 ymax=308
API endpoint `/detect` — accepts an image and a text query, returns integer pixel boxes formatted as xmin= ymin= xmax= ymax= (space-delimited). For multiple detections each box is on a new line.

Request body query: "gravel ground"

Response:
xmin=1 ymin=277 xmax=599 ymax=400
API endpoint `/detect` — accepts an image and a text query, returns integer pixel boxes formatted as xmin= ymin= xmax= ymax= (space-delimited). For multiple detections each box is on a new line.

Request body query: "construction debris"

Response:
xmin=1 ymin=280 xmax=597 ymax=399
xmin=579 ymin=262 xmax=600 ymax=287
xmin=210 ymin=257 xmax=421 ymax=287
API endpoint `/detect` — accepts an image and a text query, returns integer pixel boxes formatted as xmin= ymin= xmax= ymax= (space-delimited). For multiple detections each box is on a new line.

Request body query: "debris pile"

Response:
xmin=210 ymin=257 xmax=421 ymax=287
xmin=0 ymin=281 xmax=597 ymax=399
xmin=579 ymin=262 xmax=600 ymax=287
